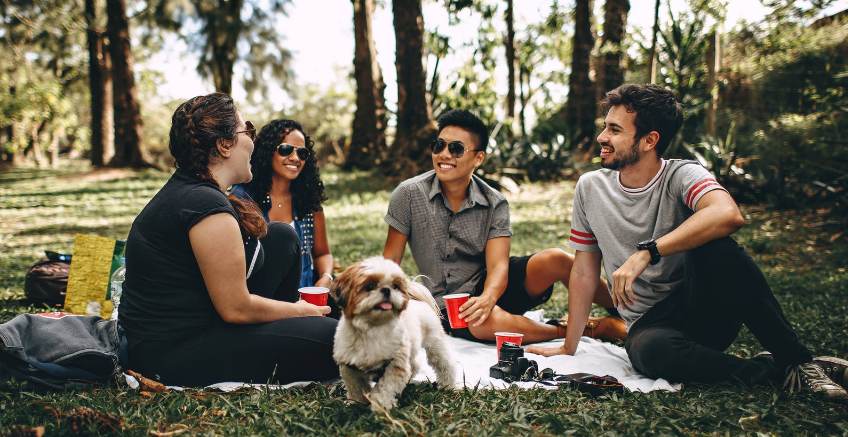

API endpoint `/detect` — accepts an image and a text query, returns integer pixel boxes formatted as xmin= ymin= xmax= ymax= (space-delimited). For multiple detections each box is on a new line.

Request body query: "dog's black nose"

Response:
xmin=381 ymin=288 xmax=391 ymax=298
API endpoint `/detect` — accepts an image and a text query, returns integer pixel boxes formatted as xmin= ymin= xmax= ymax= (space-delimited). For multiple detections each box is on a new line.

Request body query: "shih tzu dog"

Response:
xmin=330 ymin=256 xmax=456 ymax=411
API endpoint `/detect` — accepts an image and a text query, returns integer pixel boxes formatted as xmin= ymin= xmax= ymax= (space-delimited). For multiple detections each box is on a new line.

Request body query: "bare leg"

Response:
xmin=468 ymin=305 xmax=561 ymax=343
xmin=525 ymin=248 xmax=611 ymax=307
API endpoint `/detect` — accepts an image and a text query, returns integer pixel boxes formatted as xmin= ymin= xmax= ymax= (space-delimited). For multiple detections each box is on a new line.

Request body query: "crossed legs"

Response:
xmin=467 ymin=248 xmax=612 ymax=343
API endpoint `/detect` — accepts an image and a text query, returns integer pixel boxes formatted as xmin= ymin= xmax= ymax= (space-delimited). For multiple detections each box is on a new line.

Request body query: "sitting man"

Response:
xmin=527 ymin=84 xmax=848 ymax=400
xmin=382 ymin=109 xmax=624 ymax=343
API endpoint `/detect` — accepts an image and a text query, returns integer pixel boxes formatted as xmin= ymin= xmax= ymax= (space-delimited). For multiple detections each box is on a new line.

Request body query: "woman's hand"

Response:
xmin=294 ymin=299 xmax=331 ymax=317
xmin=314 ymin=275 xmax=332 ymax=289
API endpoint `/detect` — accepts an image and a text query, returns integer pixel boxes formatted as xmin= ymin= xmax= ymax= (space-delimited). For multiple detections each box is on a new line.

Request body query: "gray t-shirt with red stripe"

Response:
xmin=568 ymin=159 xmax=726 ymax=329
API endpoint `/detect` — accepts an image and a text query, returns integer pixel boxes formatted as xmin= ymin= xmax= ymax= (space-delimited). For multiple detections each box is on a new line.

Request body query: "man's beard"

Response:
xmin=600 ymin=138 xmax=640 ymax=171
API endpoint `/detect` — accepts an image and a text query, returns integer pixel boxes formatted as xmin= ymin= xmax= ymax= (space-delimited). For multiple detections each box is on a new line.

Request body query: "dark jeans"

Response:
xmin=128 ymin=222 xmax=339 ymax=386
xmin=625 ymin=236 xmax=812 ymax=385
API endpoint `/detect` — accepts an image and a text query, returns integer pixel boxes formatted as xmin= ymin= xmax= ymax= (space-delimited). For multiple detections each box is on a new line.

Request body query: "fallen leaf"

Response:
xmin=829 ymin=232 xmax=843 ymax=243
xmin=127 ymin=370 xmax=167 ymax=394
xmin=3 ymin=425 xmax=45 ymax=437
xmin=150 ymin=429 xmax=188 ymax=437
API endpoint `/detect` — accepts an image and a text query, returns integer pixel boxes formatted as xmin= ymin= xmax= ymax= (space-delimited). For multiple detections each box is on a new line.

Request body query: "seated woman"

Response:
xmin=230 ymin=119 xmax=334 ymax=290
xmin=119 ymin=93 xmax=339 ymax=387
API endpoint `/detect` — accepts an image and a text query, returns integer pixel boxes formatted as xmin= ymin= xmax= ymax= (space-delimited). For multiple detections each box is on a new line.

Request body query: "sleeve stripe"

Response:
xmin=570 ymin=236 xmax=598 ymax=245
xmin=685 ymin=178 xmax=722 ymax=208
xmin=570 ymin=229 xmax=595 ymax=238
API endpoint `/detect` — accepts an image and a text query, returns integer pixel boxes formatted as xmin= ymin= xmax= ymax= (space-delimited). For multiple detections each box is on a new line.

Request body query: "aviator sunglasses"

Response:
xmin=277 ymin=142 xmax=311 ymax=160
xmin=430 ymin=138 xmax=481 ymax=158
xmin=235 ymin=121 xmax=256 ymax=141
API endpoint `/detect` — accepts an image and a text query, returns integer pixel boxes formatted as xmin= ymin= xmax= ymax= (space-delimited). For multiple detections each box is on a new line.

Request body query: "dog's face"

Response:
xmin=330 ymin=257 xmax=411 ymax=325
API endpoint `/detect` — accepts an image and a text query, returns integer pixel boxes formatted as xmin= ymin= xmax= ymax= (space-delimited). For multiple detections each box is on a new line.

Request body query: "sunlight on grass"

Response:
xmin=1 ymin=163 xmax=846 ymax=435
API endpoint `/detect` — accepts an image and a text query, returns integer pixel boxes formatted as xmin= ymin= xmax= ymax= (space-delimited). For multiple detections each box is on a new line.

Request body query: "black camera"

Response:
xmin=489 ymin=342 xmax=538 ymax=382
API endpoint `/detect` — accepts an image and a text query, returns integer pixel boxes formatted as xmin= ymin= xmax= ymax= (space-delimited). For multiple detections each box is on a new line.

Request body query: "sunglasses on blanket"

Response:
xmin=277 ymin=143 xmax=311 ymax=160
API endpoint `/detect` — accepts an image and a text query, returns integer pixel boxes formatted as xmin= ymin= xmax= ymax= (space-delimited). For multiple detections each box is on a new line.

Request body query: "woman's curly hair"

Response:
xmin=168 ymin=92 xmax=267 ymax=239
xmin=243 ymin=119 xmax=327 ymax=216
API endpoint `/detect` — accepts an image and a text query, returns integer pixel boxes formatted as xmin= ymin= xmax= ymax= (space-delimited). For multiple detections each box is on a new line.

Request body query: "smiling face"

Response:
xmin=597 ymin=105 xmax=643 ymax=171
xmin=432 ymin=125 xmax=484 ymax=186
xmin=272 ymin=129 xmax=307 ymax=182
xmin=231 ymin=113 xmax=255 ymax=184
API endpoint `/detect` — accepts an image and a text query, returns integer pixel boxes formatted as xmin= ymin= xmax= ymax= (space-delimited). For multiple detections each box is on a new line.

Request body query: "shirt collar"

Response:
xmin=427 ymin=172 xmax=490 ymax=208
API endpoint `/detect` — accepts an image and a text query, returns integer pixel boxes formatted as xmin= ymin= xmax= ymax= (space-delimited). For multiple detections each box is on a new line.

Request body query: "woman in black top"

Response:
xmin=120 ymin=93 xmax=339 ymax=386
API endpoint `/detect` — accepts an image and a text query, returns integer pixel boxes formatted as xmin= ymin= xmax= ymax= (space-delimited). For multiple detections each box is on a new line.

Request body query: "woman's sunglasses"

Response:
xmin=430 ymin=138 xmax=481 ymax=158
xmin=277 ymin=143 xmax=311 ymax=160
xmin=235 ymin=121 xmax=256 ymax=141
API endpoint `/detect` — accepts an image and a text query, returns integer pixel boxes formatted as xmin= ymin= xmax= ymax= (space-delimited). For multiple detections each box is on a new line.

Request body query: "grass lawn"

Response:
xmin=1 ymin=162 xmax=846 ymax=436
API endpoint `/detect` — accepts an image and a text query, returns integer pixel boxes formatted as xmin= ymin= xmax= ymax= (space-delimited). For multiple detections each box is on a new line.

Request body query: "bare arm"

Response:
xmin=382 ymin=226 xmax=408 ymax=264
xmin=311 ymin=210 xmax=335 ymax=288
xmin=189 ymin=213 xmax=328 ymax=323
xmin=610 ymin=189 xmax=745 ymax=308
xmin=460 ymin=236 xmax=510 ymax=327
xmin=527 ymin=249 xmax=602 ymax=357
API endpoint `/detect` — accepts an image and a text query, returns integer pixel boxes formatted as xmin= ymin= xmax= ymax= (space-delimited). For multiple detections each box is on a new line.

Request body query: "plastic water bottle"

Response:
xmin=109 ymin=257 xmax=126 ymax=321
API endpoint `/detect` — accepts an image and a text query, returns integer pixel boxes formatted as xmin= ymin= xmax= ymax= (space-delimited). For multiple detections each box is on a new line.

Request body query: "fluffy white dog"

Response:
xmin=330 ymin=256 xmax=456 ymax=411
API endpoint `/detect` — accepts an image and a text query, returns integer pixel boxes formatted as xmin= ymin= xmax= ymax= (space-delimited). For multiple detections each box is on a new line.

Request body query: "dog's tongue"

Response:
xmin=379 ymin=302 xmax=393 ymax=310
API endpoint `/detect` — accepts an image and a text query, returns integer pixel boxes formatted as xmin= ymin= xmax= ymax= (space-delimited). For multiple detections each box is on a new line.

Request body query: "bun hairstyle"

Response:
xmin=169 ymin=92 xmax=267 ymax=239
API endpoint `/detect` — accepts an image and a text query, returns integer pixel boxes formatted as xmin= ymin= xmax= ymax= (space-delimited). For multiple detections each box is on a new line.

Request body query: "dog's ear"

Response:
xmin=330 ymin=265 xmax=354 ymax=309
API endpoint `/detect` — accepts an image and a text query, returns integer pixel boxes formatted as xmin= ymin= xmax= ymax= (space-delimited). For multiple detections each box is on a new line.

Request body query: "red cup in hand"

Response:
xmin=443 ymin=293 xmax=470 ymax=329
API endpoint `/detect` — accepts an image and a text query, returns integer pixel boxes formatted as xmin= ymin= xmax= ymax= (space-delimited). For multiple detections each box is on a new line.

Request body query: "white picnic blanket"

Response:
xmin=412 ymin=335 xmax=680 ymax=392
xmin=125 ymin=313 xmax=680 ymax=393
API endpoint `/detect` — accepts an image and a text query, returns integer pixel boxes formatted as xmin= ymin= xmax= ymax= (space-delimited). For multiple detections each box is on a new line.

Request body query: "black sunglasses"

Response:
xmin=235 ymin=121 xmax=256 ymax=141
xmin=277 ymin=143 xmax=311 ymax=160
xmin=430 ymin=138 xmax=481 ymax=158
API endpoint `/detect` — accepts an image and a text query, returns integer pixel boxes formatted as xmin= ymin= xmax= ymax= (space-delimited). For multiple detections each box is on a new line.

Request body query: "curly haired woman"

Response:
xmin=230 ymin=119 xmax=335 ymax=290
xmin=120 ymin=94 xmax=338 ymax=386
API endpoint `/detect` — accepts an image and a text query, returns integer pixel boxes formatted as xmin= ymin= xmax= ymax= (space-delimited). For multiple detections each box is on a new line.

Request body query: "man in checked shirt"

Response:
xmin=382 ymin=109 xmax=625 ymax=344
xmin=527 ymin=84 xmax=847 ymax=400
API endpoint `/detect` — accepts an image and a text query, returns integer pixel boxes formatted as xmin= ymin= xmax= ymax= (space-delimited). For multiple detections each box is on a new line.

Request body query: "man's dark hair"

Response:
xmin=599 ymin=84 xmax=683 ymax=157
xmin=436 ymin=109 xmax=489 ymax=151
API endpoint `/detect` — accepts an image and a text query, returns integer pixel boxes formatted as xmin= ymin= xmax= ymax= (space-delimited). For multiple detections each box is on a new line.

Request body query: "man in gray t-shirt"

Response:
xmin=383 ymin=109 xmax=622 ymax=344
xmin=528 ymin=84 xmax=847 ymax=401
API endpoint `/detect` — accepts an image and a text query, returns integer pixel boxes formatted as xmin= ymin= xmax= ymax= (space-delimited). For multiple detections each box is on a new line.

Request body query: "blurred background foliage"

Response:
xmin=1 ymin=0 xmax=846 ymax=222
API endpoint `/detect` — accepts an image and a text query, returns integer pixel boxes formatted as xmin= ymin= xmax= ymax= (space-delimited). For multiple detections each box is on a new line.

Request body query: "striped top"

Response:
xmin=568 ymin=159 xmax=727 ymax=328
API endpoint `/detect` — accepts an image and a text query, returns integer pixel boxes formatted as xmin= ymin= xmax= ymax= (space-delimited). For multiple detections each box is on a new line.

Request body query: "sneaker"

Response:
xmin=783 ymin=362 xmax=848 ymax=401
xmin=813 ymin=356 xmax=848 ymax=389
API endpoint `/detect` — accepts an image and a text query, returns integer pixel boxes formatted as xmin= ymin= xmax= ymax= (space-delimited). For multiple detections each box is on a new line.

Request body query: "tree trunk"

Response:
xmin=50 ymin=126 xmax=65 ymax=169
xmin=86 ymin=0 xmax=114 ymax=166
xmin=390 ymin=0 xmax=437 ymax=177
xmin=705 ymin=30 xmax=718 ymax=138
xmin=601 ymin=0 xmax=630 ymax=93
xmin=505 ymin=0 xmax=516 ymax=140
xmin=647 ymin=0 xmax=661 ymax=83
xmin=204 ymin=0 xmax=243 ymax=95
xmin=518 ymin=65 xmax=528 ymax=137
xmin=106 ymin=0 xmax=149 ymax=168
xmin=560 ymin=0 xmax=596 ymax=151
xmin=347 ymin=0 xmax=387 ymax=170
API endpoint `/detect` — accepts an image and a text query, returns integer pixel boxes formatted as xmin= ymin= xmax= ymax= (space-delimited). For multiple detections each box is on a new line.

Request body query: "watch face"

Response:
xmin=637 ymin=239 xmax=655 ymax=248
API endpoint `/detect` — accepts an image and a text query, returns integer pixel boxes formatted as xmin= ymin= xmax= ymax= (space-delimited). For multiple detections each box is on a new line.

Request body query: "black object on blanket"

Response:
xmin=489 ymin=343 xmax=626 ymax=395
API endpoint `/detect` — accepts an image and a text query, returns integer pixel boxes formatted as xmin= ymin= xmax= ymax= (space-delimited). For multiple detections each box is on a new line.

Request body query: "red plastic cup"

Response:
xmin=495 ymin=332 xmax=524 ymax=359
xmin=299 ymin=287 xmax=329 ymax=308
xmin=443 ymin=293 xmax=470 ymax=329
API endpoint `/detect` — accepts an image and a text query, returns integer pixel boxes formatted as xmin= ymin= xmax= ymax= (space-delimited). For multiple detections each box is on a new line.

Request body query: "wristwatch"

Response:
xmin=636 ymin=239 xmax=662 ymax=265
xmin=320 ymin=272 xmax=335 ymax=283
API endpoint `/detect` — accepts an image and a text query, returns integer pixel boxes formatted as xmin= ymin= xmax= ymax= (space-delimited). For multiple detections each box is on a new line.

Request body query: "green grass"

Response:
xmin=1 ymin=162 xmax=847 ymax=436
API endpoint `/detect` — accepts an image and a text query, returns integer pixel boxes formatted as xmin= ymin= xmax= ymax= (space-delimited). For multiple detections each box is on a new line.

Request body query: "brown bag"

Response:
xmin=24 ymin=256 xmax=71 ymax=307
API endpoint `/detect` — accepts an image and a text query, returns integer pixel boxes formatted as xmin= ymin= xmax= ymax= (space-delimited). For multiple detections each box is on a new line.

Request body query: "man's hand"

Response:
xmin=610 ymin=250 xmax=650 ymax=309
xmin=459 ymin=295 xmax=496 ymax=327
xmin=526 ymin=344 xmax=572 ymax=357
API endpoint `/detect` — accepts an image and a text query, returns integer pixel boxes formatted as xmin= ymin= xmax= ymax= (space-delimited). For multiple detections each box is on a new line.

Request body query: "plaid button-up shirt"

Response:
xmin=384 ymin=170 xmax=512 ymax=308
